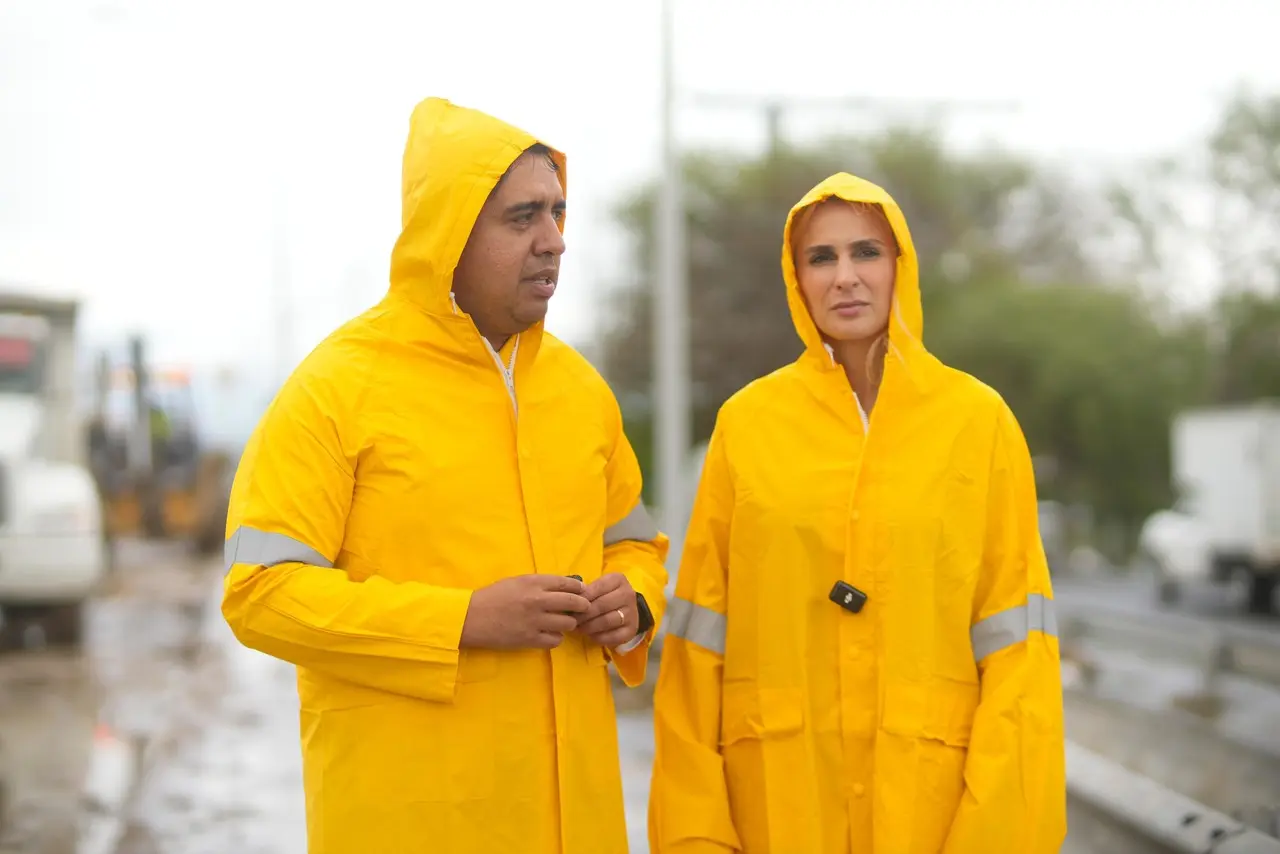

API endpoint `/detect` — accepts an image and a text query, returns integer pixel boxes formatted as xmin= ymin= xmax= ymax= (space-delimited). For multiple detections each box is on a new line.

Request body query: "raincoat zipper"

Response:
xmin=484 ymin=335 xmax=520 ymax=415
xmin=450 ymin=292 xmax=520 ymax=416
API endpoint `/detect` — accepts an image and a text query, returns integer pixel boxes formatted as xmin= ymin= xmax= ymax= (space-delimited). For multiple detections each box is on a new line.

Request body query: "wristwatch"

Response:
xmin=634 ymin=592 xmax=655 ymax=635
xmin=614 ymin=593 xmax=655 ymax=654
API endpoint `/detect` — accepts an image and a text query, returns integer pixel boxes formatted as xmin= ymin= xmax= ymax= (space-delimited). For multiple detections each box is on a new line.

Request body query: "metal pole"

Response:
xmin=654 ymin=0 xmax=690 ymax=568
xmin=272 ymin=182 xmax=293 ymax=391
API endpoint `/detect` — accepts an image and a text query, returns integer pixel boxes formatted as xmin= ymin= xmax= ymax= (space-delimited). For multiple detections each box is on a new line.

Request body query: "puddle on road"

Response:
xmin=0 ymin=650 xmax=94 ymax=854
xmin=0 ymin=544 xmax=217 ymax=854
xmin=116 ymin=619 xmax=307 ymax=854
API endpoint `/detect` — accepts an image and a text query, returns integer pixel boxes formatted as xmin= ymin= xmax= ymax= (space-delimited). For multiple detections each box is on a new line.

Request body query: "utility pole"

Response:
xmin=271 ymin=181 xmax=294 ymax=392
xmin=653 ymin=0 xmax=691 ymax=570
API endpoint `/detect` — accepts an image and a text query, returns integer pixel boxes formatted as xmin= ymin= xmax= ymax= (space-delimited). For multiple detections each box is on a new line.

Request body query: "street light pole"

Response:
xmin=653 ymin=0 xmax=691 ymax=567
xmin=271 ymin=181 xmax=294 ymax=392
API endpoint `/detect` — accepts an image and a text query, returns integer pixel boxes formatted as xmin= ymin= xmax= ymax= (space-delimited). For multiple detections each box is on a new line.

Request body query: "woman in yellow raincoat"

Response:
xmin=648 ymin=173 xmax=1067 ymax=854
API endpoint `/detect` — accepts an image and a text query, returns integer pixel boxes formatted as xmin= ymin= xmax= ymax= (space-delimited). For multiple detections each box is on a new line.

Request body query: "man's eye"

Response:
xmin=857 ymin=246 xmax=881 ymax=258
xmin=808 ymin=253 xmax=833 ymax=264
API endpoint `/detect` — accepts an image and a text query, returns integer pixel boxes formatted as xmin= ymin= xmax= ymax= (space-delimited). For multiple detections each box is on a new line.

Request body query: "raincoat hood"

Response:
xmin=781 ymin=173 xmax=928 ymax=378
xmin=388 ymin=97 xmax=567 ymax=317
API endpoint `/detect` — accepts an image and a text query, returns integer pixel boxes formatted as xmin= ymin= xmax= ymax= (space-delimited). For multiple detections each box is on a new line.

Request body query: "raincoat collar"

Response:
xmin=781 ymin=173 xmax=933 ymax=392
xmin=387 ymin=97 xmax=568 ymax=328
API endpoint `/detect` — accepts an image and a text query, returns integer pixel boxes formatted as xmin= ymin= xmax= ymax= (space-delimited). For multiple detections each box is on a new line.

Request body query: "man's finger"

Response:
xmin=578 ymin=604 xmax=631 ymax=636
xmin=535 ymin=574 xmax=587 ymax=595
xmin=534 ymin=631 xmax=566 ymax=649
xmin=576 ymin=588 xmax=634 ymax=623
xmin=589 ymin=626 xmax=636 ymax=649
xmin=536 ymin=613 xmax=579 ymax=635
xmin=541 ymin=592 xmax=591 ymax=614
xmin=582 ymin=572 xmax=625 ymax=600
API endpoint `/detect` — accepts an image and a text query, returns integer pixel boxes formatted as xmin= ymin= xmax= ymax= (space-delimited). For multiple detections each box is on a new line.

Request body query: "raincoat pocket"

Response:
xmin=881 ymin=677 xmax=978 ymax=746
xmin=721 ymin=685 xmax=808 ymax=852
xmin=321 ymin=695 xmax=496 ymax=804
xmin=721 ymin=684 xmax=806 ymax=745
xmin=880 ymin=677 xmax=978 ymax=849
xmin=457 ymin=647 xmax=500 ymax=682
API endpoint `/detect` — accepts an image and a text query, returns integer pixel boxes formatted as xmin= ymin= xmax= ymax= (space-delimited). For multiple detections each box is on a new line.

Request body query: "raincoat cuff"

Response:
xmin=425 ymin=585 xmax=474 ymax=652
xmin=606 ymin=628 xmax=653 ymax=687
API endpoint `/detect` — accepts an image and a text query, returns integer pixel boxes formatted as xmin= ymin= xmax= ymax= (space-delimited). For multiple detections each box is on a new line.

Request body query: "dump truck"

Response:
xmin=0 ymin=288 xmax=107 ymax=646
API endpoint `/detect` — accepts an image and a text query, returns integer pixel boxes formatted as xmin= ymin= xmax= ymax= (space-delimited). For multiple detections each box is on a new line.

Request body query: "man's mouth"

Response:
xmin=524 ymin=272 xmax=557 ymax=297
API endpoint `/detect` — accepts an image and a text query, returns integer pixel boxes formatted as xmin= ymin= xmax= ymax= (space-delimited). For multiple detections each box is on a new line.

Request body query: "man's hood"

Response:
xmin=388 ymin=97 xmax=568 ymax=316
xmin=780 ymin=173 xmax=926 ymax=372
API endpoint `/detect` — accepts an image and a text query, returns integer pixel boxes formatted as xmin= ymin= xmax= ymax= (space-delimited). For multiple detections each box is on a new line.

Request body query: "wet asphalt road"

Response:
xmin=0 ymin=555 xmax=1276 ymax=853
xmin=0 ymin=540 xmax=217 ymax=854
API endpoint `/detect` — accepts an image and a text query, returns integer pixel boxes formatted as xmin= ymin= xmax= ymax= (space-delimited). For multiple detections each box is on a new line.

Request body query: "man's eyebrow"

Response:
xmin=504 ymin=199 xmax=567 ymax=216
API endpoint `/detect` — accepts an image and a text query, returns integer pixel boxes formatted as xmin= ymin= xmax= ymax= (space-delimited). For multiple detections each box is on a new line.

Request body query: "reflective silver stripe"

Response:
xmin=604 ymin=501 xmax=659 ymax=546
xmin=970 ymin=593 xmax=1058 ymax=662
xmin=666 ymin=596 xmax=727 ymax=656
xmin=224 ymin=525 xmax=333 ymax=572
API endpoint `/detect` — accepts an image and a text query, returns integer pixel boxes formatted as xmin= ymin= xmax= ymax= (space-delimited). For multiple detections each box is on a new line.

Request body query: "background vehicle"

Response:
xmin=0 ymin=288 xmax=106 ymax=647
xmin=87 ymin=336 xmax=233 ymax=558
xmin=1139 ymin=403 xmax=1280 ymax=615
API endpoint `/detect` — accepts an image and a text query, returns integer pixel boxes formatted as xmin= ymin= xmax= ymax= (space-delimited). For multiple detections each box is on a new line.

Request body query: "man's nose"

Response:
xmin=536 ymin=219 xmax=566 ymax=257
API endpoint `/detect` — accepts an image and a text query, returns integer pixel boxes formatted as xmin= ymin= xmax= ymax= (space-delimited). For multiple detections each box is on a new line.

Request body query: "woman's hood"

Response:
xmin=780 ymin=173 xmax=926 ymax=368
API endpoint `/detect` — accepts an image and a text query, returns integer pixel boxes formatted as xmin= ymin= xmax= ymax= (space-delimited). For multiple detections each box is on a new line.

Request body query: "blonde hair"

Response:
xmin=789 ymin=198 xmax=897 ymax=386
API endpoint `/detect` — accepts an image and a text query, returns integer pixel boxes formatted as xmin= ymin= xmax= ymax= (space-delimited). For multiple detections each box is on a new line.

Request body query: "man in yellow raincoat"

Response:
xmin=222 ymin=97 xmax=668 ymax=854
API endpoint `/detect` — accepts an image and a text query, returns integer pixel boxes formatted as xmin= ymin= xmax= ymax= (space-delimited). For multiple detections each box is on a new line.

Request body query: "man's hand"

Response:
xmin=576 ymin=573 xmax=640 ymax=648
xmin=460 ymin=574 xmax=590 ymax=650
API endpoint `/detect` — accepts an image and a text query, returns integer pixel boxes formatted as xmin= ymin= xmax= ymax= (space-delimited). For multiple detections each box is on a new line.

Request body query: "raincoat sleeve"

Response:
xmin=601 ymin=390 xmax=670 ymax=687
xmin=221 ymin=364 xmax=473 ymax=705
xmin=649 ymin=422 xmax=742 ymax=854
xmin=943 ymin=403 xmax=1067 ymax=853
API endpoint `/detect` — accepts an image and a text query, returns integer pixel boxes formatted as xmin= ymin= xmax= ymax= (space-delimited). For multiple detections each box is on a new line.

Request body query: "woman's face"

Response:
xmin=794 ymin=201 xmax=896 ymax=344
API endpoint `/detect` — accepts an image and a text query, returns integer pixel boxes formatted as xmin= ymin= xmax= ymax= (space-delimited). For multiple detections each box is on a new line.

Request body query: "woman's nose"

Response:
xmin=834 ymin=257 xmax=859 ymax=289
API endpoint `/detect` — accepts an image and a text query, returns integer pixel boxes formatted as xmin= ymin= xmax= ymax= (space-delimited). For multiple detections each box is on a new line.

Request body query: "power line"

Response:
xmin=688 ymin=93 xmax=1023 ymax=159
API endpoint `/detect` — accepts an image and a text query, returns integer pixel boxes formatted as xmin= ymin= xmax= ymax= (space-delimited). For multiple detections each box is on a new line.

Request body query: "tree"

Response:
xmin=926 ymin=279 xmax=1210 ymax=539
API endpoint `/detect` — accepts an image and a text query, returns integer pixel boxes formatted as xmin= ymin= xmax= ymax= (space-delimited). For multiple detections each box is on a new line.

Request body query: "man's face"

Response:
xmin=452 ymin=150 xmax=566 ymax=343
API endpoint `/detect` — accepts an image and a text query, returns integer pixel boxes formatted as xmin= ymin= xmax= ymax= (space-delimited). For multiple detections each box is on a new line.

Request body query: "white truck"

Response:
xmin=1139 ymin=403 xmax=1280 ymax=615
xmin=0 ymin=289 xmax=106 ymax=646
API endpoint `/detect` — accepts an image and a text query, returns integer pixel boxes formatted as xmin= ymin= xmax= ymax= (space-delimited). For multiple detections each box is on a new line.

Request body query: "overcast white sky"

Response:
xmin=3 ymin=0 xmax=1279 ymax=402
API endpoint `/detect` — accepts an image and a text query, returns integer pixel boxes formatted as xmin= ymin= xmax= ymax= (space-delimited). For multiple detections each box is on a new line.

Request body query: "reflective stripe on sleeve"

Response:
xmin=224 ymin=525 xmax=333 ymax=572
xmin=604 ymin=501 xmax=660 ymax=546
xmin=666 ymin=596 xmax=727 ymax=656
xmin=970 ymin=592 xmax=1058 ymax=662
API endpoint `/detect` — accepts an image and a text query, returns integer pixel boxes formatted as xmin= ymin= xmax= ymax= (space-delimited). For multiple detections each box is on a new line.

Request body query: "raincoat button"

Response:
xmin=852 ymin=510 xmax=861 ymax=522
xmin=853 ymin=782 xmax=866 ymax=797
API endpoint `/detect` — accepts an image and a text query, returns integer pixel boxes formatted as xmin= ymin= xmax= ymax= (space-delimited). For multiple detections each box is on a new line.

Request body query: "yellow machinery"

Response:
xmin=88 ymin=337 xmax=232 ymax=556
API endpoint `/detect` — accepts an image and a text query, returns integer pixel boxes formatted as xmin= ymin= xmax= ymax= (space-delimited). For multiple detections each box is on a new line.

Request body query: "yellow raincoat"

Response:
xmin=648 ymin=174 xmax=1066 ymax=854
xmin=222 ymin=97 xmax=668 ymax=854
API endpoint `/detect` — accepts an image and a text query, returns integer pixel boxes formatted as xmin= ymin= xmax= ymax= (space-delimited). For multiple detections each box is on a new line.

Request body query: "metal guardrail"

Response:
xmin=1057 ymin=602 xmax=1280 ymax=692
xmin=1067 ymin=740 xmax=1280 ymax=853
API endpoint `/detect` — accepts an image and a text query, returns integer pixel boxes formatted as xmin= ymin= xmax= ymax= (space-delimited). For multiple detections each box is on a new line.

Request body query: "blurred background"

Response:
xmin=2 ymin=1 xmax=1280 ymax=852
